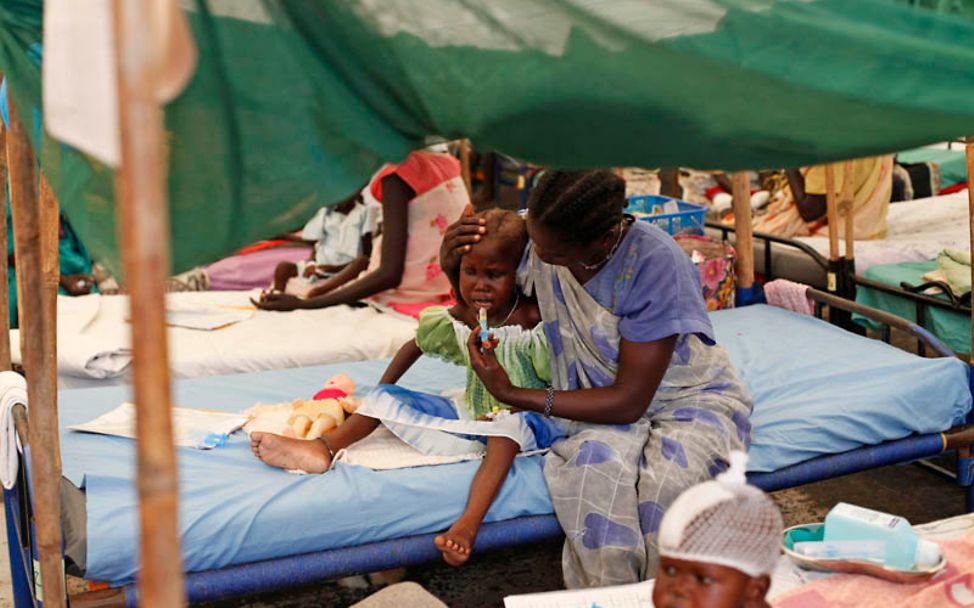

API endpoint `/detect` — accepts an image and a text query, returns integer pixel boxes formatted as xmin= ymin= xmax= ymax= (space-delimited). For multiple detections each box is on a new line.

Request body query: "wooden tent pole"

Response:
xmin=6 ymin=99 xmax=66 ymax=607
xmin=459 ymin=139 xmax=472 ymax=196
xmin=39 ymin=173 xmax=59 ymax=399
xmin=0 ymin=118 xmax=12 ymax=370
xmin=966 ymin=137 xmax=974 ymax=363
xmin=840 ymin=160 xmax=856 ymax=261
xmin=825 ymin=164 xmax=839 ymax=263
xmin=731 ymin=171 xmax=754 ymax=289
xmin=113 ymin=1 xmax=186 ymax=605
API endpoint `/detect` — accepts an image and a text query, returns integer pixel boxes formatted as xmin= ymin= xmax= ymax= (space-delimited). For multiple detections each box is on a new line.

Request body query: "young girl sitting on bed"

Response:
xmin=251 ymin=208 xmax=564 ymax=566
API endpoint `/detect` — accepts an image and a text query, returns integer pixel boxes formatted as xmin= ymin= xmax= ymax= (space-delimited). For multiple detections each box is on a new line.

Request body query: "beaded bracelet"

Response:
xmin=544 ymin=385 xmax=555 ymax=418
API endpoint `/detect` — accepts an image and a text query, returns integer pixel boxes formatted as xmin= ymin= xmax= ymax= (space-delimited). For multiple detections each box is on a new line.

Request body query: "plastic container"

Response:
xmin=782 ymin=523 xmax=946 ymax=582
xmin=793 ymin=540 xmax=886 ymax=562
xmin=625 ymin=195 xmax=706 ymax=236
xmin=823 ymin=503 xmax=941 ymax=570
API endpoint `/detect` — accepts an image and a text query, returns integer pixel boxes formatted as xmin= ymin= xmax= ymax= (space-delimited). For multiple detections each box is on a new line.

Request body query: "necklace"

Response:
xmin=479 ymin=291 xmax=520 ymax=331
xmin=495 ymin=291 xmax=520 ymax=327
xmin=578 ymin=219 xmax=626 ymax=271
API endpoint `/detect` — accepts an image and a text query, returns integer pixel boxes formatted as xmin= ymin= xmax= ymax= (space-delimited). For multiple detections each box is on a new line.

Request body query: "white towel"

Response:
xmin=0 ymin=372 xmax=27 ymax=489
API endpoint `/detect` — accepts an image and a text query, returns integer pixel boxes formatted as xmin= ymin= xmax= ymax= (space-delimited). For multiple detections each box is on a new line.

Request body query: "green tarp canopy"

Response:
xmin=1 ymin=0 xmax=974 ymax=273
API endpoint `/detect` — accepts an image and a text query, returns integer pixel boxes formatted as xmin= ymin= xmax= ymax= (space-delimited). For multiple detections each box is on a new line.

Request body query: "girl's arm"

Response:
xmin=466 ymin=331 xmax=677 ymax=424
xmin=379 ymin=339 xmax=423 ymax=385
xmin=304 ymin=256 xmax=370 ymax=299
xmin=254 ymin=174 xmax=412 ymax=311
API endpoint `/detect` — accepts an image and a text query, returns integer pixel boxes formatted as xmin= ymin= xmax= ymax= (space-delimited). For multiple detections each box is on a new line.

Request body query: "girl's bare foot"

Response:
xmin=250 ymin=432 xmax=331 ymax=473
xmin=433 ymin=519 xmax=479 ymax=566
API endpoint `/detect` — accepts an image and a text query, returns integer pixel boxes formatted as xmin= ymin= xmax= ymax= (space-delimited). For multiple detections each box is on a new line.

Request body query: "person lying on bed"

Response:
xmin=753 ymin=156 xmax=893 ymax=240
xmin=270 ymin=189 xmax=379 ymax=299
xmin=253 ymin=147 xmax=468 ymax=315
xmin=251 ymin=208 xmax=565 ymax=566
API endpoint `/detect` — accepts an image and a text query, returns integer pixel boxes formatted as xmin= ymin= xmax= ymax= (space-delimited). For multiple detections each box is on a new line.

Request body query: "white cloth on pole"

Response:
xmin=0 ymin=372 xmax=28 ymax=489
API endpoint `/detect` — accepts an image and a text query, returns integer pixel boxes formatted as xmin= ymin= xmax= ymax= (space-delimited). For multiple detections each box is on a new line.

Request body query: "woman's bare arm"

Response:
xmin=467 ymin=332 xmax=677 ymax=424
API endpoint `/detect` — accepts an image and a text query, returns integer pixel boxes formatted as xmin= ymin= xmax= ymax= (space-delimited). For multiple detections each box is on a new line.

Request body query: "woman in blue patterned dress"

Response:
xmin=442 ymin=170 xmax=753 ymax=588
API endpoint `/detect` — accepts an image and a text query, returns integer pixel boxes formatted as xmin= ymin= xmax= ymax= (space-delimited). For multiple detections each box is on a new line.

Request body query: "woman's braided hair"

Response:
xmin=527 ymin=170 xmax=627 ymax=244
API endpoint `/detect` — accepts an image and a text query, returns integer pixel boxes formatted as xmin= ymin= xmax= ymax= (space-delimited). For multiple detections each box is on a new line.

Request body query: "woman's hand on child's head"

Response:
xmin=440 ymin=211 xmax=486 ymax=273
xmin=466 ymin=330 xmax=513 ymax=401
xmin=252 ymin=291 xmax=304 ymax=312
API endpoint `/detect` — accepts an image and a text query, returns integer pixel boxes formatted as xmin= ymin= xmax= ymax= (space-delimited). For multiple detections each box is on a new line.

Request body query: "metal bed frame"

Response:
xmin=707 ymin=220 xmax=973 ymax=353
xmin=4 ymin=289 xmax=973 ymax=607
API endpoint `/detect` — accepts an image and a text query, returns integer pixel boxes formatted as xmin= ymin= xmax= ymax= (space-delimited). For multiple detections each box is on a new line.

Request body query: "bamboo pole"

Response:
xmin=6 ymin=99 xmax=66 ymax=606
xmin=0 ymin=119 xmax=12 ymax=371
xmin=966 ymin=137 xmax=974 ymax=363
xmin=459 ymin=139 xmax=472 ymax=196
xmin=731 ymin=171 xmax=754 ymax=289
xmin=840 ymin=160 xmax=856 ymax=260
xmin=113 ymin=1 xmax=186 ymax=605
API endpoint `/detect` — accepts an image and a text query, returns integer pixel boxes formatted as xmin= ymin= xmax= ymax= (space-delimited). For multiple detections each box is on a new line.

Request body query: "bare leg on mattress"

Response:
xmin=272 ymin=261 xmax=299 ymax=292
xmin=435 ymin=436 xmax=519 ymax=566
xmin=251 ymin=414 xmax=381 ymax=473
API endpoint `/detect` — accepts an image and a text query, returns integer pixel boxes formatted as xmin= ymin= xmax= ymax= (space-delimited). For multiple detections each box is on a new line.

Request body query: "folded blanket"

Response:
xmin=764 ymin=279 xmax=814 ymax=316
xmin=335 ymin=426 xmax=545 ymax=470
xmin=936 ymin=248 xmax=971 ymax=296
xmin=0 ymin=372 xmax=27 ymax=489
xmin=10 ymin=294 xmax=133 ymax=379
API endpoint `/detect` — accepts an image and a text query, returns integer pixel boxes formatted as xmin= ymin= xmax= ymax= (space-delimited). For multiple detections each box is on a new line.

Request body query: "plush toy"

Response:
xmin=244 ymin=373 xmax=359 ymax=438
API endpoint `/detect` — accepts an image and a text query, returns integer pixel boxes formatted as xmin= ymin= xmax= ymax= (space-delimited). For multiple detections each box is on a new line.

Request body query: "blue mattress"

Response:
xmin=712 ymin=305 xmax=971 ymax=472
xmin=59 ymin=359 xmax=551 ymax=584
xmin=59 ymin=305 xmax=972 ymax=583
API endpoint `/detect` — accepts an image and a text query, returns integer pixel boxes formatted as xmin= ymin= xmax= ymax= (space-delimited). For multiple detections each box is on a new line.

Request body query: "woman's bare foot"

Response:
xmin=250 ymin=432 xmax=331 ymax=473
xmin=433 ymin=519 xmax=479 ymax=566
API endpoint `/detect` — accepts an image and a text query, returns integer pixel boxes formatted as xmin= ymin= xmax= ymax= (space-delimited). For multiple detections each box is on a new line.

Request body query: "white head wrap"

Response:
xmin=658 ymin=451 xmax=783 ymax=577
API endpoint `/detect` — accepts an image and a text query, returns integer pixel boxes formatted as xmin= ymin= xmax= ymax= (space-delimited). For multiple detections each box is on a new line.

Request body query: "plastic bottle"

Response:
xmin=823 ymin=503 xmax=941 ymax=570
xmin=793 ymin=540 xmax=886 ymax=562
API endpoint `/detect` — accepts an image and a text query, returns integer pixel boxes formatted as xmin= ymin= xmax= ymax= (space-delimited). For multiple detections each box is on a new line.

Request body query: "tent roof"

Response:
xmin=2 ymin=0 xmax=974 ymax=273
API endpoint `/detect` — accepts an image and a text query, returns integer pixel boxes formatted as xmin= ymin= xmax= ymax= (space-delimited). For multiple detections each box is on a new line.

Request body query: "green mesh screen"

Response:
xmin=1 ymin=0 xmax=974 ymax=273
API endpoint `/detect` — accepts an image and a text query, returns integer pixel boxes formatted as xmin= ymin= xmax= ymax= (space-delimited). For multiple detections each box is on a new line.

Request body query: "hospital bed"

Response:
xmin=854 ymin=260 xmax=971 ymax=355
xmin=5 ymin=289 xmax=973 ymax=606
xmin=707 ymin=189 xmax=972 ymax=289
xmin=9 ymin=290 xmax=418 ymax=389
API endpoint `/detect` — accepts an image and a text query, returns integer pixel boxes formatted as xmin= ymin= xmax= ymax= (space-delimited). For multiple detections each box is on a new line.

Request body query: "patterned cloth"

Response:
xmin=365 ymin=151 xmax=469 ymax=309
xmin=754 ymin=156 xmax=893 ymax=240
xmin=355 ymin=384 xmax=566 ymax=455
xmin=356 ymin=306 xmax=565 ymax=455
xmin=519 ymin=221 xmax=752 ymax=588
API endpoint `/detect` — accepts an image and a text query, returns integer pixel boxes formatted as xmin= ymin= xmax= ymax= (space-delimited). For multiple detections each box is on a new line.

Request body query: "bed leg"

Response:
xmin=959 ymin=446 xmax=974 ymax=513
xmin=4 ymin=489 xmax=34 ymax=608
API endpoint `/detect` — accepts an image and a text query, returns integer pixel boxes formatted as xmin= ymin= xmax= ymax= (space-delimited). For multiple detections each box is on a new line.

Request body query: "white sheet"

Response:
xmin=11 ymin=290 xmax=418 ymax=389
xmin=796 ymin=191 xmax=971 ymax=274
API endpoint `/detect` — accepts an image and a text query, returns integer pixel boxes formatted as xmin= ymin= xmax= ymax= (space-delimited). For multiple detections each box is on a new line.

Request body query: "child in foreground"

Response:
xmin=251 ymin=208 xmax=564 ymax=565
xmin=653 ymin=451 xmax=783 ymax=608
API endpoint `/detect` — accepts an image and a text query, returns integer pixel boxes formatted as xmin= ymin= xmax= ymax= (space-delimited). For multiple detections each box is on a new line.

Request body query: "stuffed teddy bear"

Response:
xmin=244 ymin=373 xmax=359 ymax=438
